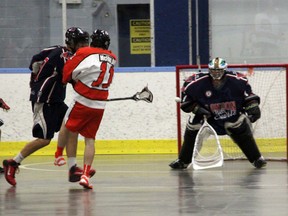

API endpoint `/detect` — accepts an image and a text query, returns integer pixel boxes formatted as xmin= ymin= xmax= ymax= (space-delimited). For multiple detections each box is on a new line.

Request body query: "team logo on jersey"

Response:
xmin=210 ymin=101 xmax=237 ymax=120
xmin=205 ymin=90 xmax=212 ymax=97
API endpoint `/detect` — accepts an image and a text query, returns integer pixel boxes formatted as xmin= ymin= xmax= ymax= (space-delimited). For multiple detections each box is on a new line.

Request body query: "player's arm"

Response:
xmin=31 ymin=49 xmax=61 ymax=101
xmin=243 ymin=83 xmax=261 ymax=123
xmin=29 ymin=46 xmax=60 ymax=72
xmin=29 ymin=53 xmax=44 ymax=72
xmin=181 ymin=100 xmax=211 ymax=117
xmin=62 ymin=48 xmax=88 ymax=84
xmin=29 ymin=52 xmax=46 ymax=87
xmin=181 ymin=92 xmax=211 ymax=117
xmin=29 ymin=46 xmax=62 ymax=88
xmin=180 ymin=75 xmax=211 ymax=117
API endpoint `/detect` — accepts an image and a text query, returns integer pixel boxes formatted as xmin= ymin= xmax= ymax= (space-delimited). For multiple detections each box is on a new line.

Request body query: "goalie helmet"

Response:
xmin=208 ymin=57 xmax=228 ymax=80
xmin=90 ymin=29 xmax=110 ymax=50
xmin=65 ymin=27 xmax=89 ymax=52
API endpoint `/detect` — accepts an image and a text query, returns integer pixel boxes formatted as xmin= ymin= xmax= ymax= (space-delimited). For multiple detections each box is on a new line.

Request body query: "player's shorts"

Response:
xmin=65 ymin=101 xmax=104 ymax=139
xmin=32 ymin=102 xmax=68 ymax=139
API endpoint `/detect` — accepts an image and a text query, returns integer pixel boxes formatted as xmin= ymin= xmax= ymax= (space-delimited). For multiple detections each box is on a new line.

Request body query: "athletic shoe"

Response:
xmin=169 ymin=159 xmax=189 ymax=169
xmin=54 ymin=156 xmax=66 ymax=166
xmin=79 ymin=175 xmax=93 ymax=189
xmin=2 ymin=159 xmax=20 ymax=186
xmin=253 ymin=156 xmax=267 ymax=168
xmin=69 ymin=165 xmax=96 ymax=182
xmin=0 ymin=166 xmax=4 ymax=173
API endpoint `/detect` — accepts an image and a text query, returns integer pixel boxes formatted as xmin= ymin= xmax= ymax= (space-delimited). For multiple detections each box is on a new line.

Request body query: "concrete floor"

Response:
xmin=0 ymin=154 xmax=287 ymax=216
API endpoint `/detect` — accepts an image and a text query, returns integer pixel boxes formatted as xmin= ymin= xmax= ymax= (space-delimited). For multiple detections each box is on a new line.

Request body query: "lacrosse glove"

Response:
xmin=245 ymin=102 xmax=261 ymax=123
xmin=0 ymin=98 xmax=10 ymax=111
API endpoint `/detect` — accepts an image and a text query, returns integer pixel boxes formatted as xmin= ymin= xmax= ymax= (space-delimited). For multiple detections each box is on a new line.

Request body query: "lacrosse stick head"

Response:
xmin=133 ymin=86 xmax=153 ymax=103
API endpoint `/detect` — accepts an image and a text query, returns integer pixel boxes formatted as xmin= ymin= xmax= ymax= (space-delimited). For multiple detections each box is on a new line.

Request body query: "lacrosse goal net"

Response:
xmin=176 ymin=63 xmax=288 ymax=161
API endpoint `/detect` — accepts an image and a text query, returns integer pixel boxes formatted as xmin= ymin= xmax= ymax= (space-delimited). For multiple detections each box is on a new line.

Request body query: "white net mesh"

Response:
xmin=192 ymin=121 xmax=224 ymax=170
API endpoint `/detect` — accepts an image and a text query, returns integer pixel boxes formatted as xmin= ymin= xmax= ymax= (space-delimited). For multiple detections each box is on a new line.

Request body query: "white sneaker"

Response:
xmin=54 ymin=156 xmax=66 ymax=166
xmin=79 ymin=175 xmax=93 ymax=189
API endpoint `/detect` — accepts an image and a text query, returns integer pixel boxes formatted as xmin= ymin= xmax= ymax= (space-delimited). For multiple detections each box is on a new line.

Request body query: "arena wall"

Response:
xmin=0 ymin=67 xmax=178 ymax=156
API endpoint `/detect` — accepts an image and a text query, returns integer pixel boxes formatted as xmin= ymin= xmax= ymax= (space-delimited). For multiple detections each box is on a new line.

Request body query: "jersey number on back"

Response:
xmin=91 ymin=62 xmax=114 ymax=88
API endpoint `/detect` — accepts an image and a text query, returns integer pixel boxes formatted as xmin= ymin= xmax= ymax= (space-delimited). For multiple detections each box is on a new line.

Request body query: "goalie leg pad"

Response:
xmin=178 ymin=115 xmax=200 ymax=164
xmin=224 ymin=114 xmax=261 ymax=163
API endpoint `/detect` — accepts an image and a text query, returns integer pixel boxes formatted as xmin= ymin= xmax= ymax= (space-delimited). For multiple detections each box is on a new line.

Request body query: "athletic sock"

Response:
xmin=83 ymin=164 xmax=91 ymax=176
xmin=67 ymin=157 xmax=77 ymax=170
xmin=13 ymin=153 xmax=24 ymax=164
xmin=55 ymin=146 xmax=64 ymax=157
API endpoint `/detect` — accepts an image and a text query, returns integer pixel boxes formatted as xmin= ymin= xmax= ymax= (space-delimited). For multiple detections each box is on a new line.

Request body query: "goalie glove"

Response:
xmin=0 ymin=98 xmax=10 ymax=111
xmin=192 ymin=104 xmax=212 ymax=118
xmin=181 ymin=101 xmax=211 ymax=117
xmin=245 ymin=102 xmax=260 ymax=123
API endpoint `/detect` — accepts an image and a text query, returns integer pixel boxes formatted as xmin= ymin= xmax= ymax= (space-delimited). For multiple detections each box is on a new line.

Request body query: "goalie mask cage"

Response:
xmin=176 ymin=63 xmax=288 ymax=162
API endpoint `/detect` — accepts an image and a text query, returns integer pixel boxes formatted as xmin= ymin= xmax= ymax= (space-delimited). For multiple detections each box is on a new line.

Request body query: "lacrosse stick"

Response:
xmin=106 ymin=86 xmax=153 ymax=103
xmin=189 ymin=116 xmax=224 ymax=170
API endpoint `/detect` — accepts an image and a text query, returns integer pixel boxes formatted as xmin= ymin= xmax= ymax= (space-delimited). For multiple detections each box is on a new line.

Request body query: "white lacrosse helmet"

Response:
xmin=208 ymin=57 xmax=228 ymax=80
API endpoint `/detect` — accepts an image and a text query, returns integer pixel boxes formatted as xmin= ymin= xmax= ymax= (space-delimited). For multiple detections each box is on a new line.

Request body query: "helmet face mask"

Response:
xmin=90 ymin=29 xmax=110 ymax=50
xmin=208 ymin=57 xmax=227 ymax=80
xmin=209 ymin=69 xmax=225 ymax=80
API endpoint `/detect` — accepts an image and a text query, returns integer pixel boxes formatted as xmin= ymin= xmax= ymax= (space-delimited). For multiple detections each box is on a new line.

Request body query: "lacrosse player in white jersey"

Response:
xmin=59 ymin=29 xmax=116 ymax=189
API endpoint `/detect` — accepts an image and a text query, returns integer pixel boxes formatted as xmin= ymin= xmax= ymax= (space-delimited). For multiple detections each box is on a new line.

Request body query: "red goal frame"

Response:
xmin=176 ymin=63 xmax=288 ymax=161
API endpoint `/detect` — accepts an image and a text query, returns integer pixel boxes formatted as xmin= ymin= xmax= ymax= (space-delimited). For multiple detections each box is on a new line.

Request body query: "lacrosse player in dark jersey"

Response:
xmin=2 ymin=27 xmax=95 ymax=186
xmin=170 ymin=57 xmax=266 ymax=169
xmin=0 ymin=98 xmax=10 ymax=173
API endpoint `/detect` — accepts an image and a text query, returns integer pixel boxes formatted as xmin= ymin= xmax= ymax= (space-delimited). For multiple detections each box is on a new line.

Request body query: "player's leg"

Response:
xmin=79 ymin=108 xmax=104 ymax=189
xmin=54 ymin=102 xmax=69 ymax=166
xmin=55 ymin=121 xmax=68 ymax=166
xmin=225 ymin=114 xmax=267 ymax=168
xmin=3 ymin=137 xmax=51 ymax=186
xmin=64 ymin=102 xmax=82 ymax=182
xmin=65 ymin=129 xmax=83 ymax=182
xmin=65 ymin=102 xmax=96 ymax=183
xmin=2 ymin=102 xmax=53 ymax=186
xmin=79 ymin=137 xmax=95 ymax=189
xmin=169 ymin=116 xmax=200 ymax=169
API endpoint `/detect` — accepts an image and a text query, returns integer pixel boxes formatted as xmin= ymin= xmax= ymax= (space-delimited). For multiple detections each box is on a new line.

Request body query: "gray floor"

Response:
xmin=0 ymin=154 xmax=287 ymax=216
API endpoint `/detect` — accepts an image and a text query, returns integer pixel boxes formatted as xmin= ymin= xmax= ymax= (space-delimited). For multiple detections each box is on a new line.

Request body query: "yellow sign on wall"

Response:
xmin=130 ymin=19 xmax=151 ymax=54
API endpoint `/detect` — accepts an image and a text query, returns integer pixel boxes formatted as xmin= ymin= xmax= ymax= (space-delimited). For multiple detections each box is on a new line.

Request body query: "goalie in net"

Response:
xmin=169 ymin=57 xmax=267 ymax=169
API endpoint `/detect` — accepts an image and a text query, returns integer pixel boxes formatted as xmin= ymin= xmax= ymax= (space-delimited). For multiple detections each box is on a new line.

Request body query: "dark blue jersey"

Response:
xmin=182 ymin=71 xmax=259 ymax=135
xmin=29 ymin=46 xmax=71 ymax=103
xmin=28 ymin=45 xmax=62 ymax=71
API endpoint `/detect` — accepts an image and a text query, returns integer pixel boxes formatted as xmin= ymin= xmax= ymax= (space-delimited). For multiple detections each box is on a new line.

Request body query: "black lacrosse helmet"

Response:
xmin=65 ymin=27 xmax=89 ymax=51
xmin=90 ymin=29 xmax=110 ymax=50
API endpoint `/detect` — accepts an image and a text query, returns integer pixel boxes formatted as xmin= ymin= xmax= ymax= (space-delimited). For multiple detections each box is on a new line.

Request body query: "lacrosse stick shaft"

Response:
xmin=106 ymin=96 xmax=134 ymax=101
xmin=106 ymin=86 xmax=153 ymax=103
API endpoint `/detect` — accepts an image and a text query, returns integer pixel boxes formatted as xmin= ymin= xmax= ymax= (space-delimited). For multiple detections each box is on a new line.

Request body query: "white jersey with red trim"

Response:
xmin=63 ymin=46 xmax=117 ymax=109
